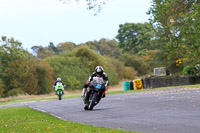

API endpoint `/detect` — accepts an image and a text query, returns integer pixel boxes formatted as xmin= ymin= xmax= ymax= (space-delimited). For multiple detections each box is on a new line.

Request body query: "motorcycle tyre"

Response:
xmin=84 ymin=105 xmax=89 ymax=110
xmin=58 ymin=91 xmax=62 ymax=100
xmin=89 ymin=94 xmax=97 ymax=110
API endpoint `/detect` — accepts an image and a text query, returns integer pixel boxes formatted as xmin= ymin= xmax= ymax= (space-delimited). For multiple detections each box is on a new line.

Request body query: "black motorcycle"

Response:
xmin=84 ymin=77 xmax=106 ymax=110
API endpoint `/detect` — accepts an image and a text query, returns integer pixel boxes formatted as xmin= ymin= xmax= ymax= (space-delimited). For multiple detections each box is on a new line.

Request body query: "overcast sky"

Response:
xmin=0 ymin=0 xmax=152 ymax=51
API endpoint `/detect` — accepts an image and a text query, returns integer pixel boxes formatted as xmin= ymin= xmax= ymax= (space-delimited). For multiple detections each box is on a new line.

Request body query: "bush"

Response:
xmin=45 ymin=46 xmax=122 ymax=89
xmin=141 ymin=50 xmax=162 ymax=70
xmin=45 ymin=55 xmax=90 ymax=90
xmin=120 ymin=54 xmax=150 ymax=76
xmin=2 ymin=59 xmax=54 ymax=96
xmin=0 ymin=79 xmax=5 ymax=97
xmin=65 ymin=76 xmax=81 ymax=90
xmin=3 ymin=60 xmax=38 ymax=96
xmin=69 ymin=46 xmax=121 ymax=86
xmin=182 ymin=64 xmax=200 ymax=76
xmin=7 ymin=88 xmax=24 ymax=96
xmin=105 ymin=56 xmax=124 ymax=79
xmin=35 ymin=61 xmax=54 ymax=94
xmin=103 ymin=66 xmax=120 ymax=85
xmin=68 ymin=45 xmax=105 ymax=72
xmin=123 ymin=67 xmax=137 ymax=80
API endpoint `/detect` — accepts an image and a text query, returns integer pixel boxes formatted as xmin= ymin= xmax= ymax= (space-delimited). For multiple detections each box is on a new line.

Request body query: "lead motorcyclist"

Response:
xmin=81 ymin=66 xmax=108 ymax=99
xmin=53 ymin=77 xmax=66 ymax=95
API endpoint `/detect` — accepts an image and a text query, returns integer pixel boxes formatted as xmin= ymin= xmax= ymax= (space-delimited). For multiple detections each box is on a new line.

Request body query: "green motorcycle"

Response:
xmin=55 ymin=82 xmax=65 ymax=100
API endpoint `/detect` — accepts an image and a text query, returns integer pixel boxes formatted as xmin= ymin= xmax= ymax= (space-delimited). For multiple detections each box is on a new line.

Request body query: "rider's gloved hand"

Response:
xmin=86 ymin=81 xmax=90 ymax=86
xmin=105 ymin=86 xmax=108 ymax=91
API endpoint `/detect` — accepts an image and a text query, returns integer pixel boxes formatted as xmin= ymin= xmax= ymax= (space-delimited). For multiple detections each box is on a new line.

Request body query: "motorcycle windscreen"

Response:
xmin=56 ymin=82 xmax=63 ymax=89
xmin=96 ymin=84 xmax=102 ymax=89
xmin=93 ymin=77 xmax=105 ymax=84
xmin=91 ymin=77 xmax=105 ymax=90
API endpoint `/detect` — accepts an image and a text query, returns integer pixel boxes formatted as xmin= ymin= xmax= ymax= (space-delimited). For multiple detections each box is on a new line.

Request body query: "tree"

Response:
xmin=0 ymin=36 xmax=54 ymax=96
xmin=120 ymin=54 xmax=150 ymax=76
xmin=3 ymin=60 xmax=39 ymax=95
xmin=85 ymin=38 xmax=121 ymax=58
xmin=0 ymin=36 xmax=31 ymax=67
xmin=49 ymin=42 xmax=59 ymax=55
xmin=0 ymin=78 xmax=5 ymax=97
xmin=2 ymin=59 xmax=54 ymax=96
xmin=35 ymin=60 xmax=54 ymax=94
xmin=57 ymin=42 xmax=76 ymax=53
xmin=0 ymin=36 xmax=32 ymax=96
xmin=31 ymin=45 xmax=55 ymax=59
xmin=60 ymin=0 xmax=107 ymax=15
xmin=148 ymin=0 xmax=200 ymax=74
xmin=116 ymin=23 xmax=155 ymax=54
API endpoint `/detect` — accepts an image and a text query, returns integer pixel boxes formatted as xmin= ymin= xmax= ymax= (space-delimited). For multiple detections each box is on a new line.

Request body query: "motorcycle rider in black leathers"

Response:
xmin=81 ymin=66 xmax=108 ymax=99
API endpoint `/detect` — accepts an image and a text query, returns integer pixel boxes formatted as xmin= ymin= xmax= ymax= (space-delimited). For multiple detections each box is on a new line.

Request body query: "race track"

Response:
xmin=1 ymin=87 xmax=200 ymax=133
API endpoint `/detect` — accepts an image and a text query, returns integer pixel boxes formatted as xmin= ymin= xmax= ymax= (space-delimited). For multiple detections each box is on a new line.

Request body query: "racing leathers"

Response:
xmin=53 ymin=80 xmax=66 ymax=95
xmin=82 ymin=72 xmax=108 ymax=98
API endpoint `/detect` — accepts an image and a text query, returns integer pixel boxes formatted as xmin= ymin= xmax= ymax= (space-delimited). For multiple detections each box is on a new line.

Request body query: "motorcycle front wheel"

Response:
xmin=88 ymin=94 xmax=98 ymax=110
xmin=58 ymin=91 xmax=62 ymax=100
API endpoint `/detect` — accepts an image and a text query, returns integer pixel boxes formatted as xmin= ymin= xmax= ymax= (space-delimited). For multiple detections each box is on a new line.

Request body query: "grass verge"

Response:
xmin=0 ymin=93 xmax=81 ymax=105
xmin=0 ymin=107 xmax=139 ymax=133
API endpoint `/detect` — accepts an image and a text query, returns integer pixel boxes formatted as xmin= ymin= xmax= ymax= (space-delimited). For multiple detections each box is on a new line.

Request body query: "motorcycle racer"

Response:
xmin=81 ymin=66 xmax=108 ymax=99
xmin=53 ymin=77 xmax=66 ymax=94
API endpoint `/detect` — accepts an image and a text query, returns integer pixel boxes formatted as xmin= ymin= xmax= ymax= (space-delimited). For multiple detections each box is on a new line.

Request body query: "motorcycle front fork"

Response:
xmin=55 ymin=90 xmax=64 ymax=95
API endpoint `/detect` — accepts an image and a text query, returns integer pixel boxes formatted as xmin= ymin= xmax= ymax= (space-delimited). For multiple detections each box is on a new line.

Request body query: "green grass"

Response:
xmin=0 ymin=107 xmax=139 ymax=133
xmin=1 ymin=85 xmax=200 ymax=133
xmin=0 ymin=94 xmax=81 ymax=105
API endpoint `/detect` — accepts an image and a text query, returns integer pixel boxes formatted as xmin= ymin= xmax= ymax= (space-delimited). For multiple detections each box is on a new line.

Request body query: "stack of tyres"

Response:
xmin=130 ymin=81 xmax=134 ymax=90
xmin=123 ymin=81 xmax=130 ymax=91
xmin=133 ymin=79 xmax=143 ymax=90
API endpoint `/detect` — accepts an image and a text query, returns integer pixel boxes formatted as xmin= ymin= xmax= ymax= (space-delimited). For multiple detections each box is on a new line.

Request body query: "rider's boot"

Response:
xmin=81 ymin=88 xmax=86 ymax=99
xmin=102 ymin=91 xmax=106 ymax=98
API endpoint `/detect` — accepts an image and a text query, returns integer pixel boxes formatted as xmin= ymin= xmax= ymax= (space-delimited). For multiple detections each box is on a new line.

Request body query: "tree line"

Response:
xmin=0 ymin=32 xmax=151 ymax=97
xmin=1 ymin=0 xmax=200 ymax=97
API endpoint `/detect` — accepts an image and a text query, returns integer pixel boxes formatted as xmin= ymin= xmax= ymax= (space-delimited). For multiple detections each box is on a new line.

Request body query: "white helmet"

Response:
xmin=95 ymin=66 xmax=104 ymax=76
xmin=57 ymin=77 xmax=61 ymax=81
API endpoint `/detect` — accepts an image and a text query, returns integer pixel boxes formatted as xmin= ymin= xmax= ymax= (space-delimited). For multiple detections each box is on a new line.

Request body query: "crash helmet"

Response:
xmin=57 ymin=77 xmax=62 ymax=81
xmin=95 ymin=66 xmax=104 ymax=76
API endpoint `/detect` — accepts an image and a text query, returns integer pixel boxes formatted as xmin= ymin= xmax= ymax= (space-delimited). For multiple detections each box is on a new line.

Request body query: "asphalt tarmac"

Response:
xmin=1 ymin=87 xmax=200 ymax=133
